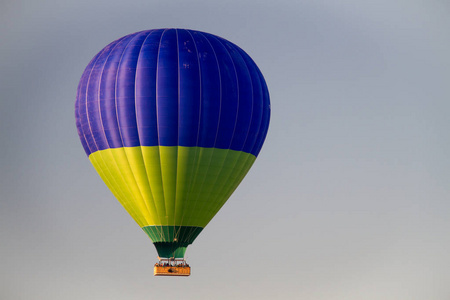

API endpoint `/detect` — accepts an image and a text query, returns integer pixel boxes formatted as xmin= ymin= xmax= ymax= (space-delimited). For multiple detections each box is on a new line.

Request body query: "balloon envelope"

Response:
xmin=75 ymin=29 xmax=270 ymax=258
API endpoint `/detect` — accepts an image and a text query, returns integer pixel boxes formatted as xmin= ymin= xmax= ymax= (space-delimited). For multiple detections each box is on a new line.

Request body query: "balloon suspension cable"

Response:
xmin=154 ymin=257 xmax=191 ymax=276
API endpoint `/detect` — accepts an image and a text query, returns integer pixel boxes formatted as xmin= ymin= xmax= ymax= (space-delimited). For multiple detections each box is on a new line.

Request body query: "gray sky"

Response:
xmin=1 ymin=0 xmax=450 ymax=299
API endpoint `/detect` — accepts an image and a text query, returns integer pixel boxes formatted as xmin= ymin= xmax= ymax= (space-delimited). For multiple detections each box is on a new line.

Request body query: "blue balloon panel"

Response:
xmin=76 ymin=29 xmax=270 ymax=157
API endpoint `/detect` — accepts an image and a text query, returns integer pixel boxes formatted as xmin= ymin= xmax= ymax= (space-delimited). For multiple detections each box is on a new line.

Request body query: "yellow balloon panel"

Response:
xmin=89 ymin=146 xmax=256 ymax=228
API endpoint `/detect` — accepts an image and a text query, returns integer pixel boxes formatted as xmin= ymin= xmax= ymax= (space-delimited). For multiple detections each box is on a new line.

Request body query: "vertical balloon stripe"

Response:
xmin=159 ymin=146 xmax=177 ymax=225
xmin=157 ymin=29 xmax=179 ymax=226
xmin=96 ymin=36 xmax=161 ymax=230
xmin=135 ymin=31 xmax=167 ymax=232
xmin=89 ymin=37 xmax=128 ymax=152
xmin=192 ymin=31 xmax=221 ymax=148
xmin=86 ymin=43 xmax=117 ymax=151
xmin=175 ymin=30 xmax=201 ymax=230
xmin=134 ymin=30 xmax=164 ymax=232
xmin=222 ymin=41 xmax=253 ymax=151
xmin=81 ymin=38 xmax=125 ymax=154
xmin=185 ymin=38 xmax=256 ymax=223
xmin=111 ymin=147 xmax=155 ymax=225
xmin=180 ymin=147 xmax=214 ymax=227
xmin=99 ymin=34 xmax=136 ymax=149
xmin=182 ymin=35 xmax=231 ymax=226
xmin=141 ymin=147 xmax=167 ymax=225
xmin=122 ymin=147 xmax=160 ymax=223
xmin=116 ymin=31 xmax=148 ymax=147
xmin=79 ymin=36 xmax=157 ymax=229
xmin=157 ymin=29 xmax=179 ymax=146
xmin=196 ymin=150 xmax=236 ymax=222
xmin=239 ymin=48 xmax=264 ymax=154
xmin=142 ymin=33 xmax=170 ymax=231
xmin=205 ymin=35 xmax=239 ymax=150
xmin=174 ymin=146 xmax=188 ymax=226
xmin=78 ymin=51 xmax=103 ymax=154
xmin=196 ymin=150 xmax=229 ymax=224
xmin=191 ymin=36 xmax=242 ymax=219
xmin=76 ymin=65 xmax=92 ymax=155
xmin=177 ymin=32 xmax=204 ymax=239
xmin=178 ymin=33 xmax=219 ymax=228
xmin=104 ymin=34 xmax=152 ymax=228
xmin=97 ymin=39 xmax=155 ymax=235
xmin=75 ymin=62 xmax=90 ymax=153
xmin=175 ymin=146 xmax=200 ymax=226
xmin=177 ymin=29 xmax=201 ymax=146
xmin=136 ymin=30 xmax=163 ymax=146
xmin=252 ymin=70 xmax=270 ymax=156
xmin=115 ymin=32 xmax=159 ymax=226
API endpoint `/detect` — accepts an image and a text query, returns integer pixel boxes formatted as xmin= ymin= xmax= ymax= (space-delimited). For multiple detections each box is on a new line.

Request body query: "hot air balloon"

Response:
xmin=75 ymin=28 xmax=270 ymax=276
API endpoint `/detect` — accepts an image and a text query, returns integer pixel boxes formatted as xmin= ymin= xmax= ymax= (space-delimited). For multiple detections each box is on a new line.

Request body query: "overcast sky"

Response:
xmin=1 ymin=1 xmax=450 ymax=299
